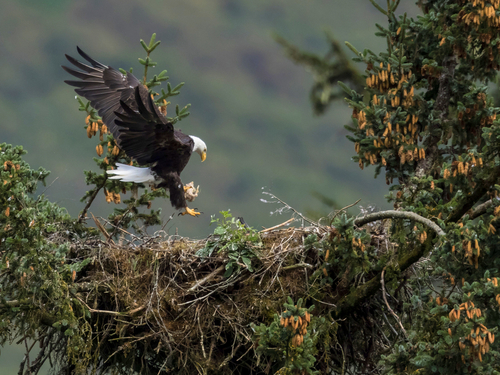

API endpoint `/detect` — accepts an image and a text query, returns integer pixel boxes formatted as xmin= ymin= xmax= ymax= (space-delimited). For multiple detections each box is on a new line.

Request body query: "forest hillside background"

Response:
xmin=0 ymin=0 xmax=417 ymax=370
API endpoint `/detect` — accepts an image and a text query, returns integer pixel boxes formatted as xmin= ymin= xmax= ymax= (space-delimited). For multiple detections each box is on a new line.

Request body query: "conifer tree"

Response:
xmin=276 ymin=0 xmax=500 ymax=373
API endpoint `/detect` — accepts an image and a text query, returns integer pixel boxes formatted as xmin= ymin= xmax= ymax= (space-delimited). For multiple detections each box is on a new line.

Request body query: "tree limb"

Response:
xmin=334 ymin=233 xmax=435 ymax=318
xmin=446 ymin=166 xmax=500 ymax=223
xmin=354 ymin=210 xmax=445 ymax=236
xmin=469 ymin=199 xmax=494 ymax=220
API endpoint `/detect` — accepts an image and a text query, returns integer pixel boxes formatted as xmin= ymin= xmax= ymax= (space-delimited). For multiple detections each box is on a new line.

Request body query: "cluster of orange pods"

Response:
xmin=280 ymin=310 xmax=311 ymax=347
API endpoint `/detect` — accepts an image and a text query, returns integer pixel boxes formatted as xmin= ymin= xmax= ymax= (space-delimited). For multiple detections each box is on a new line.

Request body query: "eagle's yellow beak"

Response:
xmin=201 ymin=152 xmax=207 ymax=162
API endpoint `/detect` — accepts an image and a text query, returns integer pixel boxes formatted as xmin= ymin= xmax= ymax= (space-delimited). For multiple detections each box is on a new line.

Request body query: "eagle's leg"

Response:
xmin=180 ymin=207 xmax=201 ymax=217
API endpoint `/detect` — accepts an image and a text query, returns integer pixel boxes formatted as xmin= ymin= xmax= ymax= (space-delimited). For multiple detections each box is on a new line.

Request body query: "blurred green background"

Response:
xmin=1 ymin=0 xmax=418 ymax=371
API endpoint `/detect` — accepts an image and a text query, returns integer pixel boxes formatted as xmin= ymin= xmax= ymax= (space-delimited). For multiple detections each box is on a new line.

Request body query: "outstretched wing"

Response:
xmin=62 ymin=47 xmax=146 ymax=141
xmin=114 ymin=86 xmax=193 ymax=167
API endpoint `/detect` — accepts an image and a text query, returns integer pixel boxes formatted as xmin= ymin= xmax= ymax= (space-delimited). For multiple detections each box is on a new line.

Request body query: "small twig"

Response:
xmin=91 ymin=213 xmax=114 ymax=243
xmin=354 ymin=210 xmax=445 ymax=237
xmin=24 ymin=339 xmax=32 ymax=371
xmin=381 ymin=309 xmax=399 ymax=337
xmin=29 ymin=333 xmax=49 ymax=374
xmin=263 ymin=192 xmax=319 ymax=227
xmin=37 ymin=176 xmax=59 ymax=201
xmin=178 ymin=276 xmax=240 ymax=306
xmin=187 ymin=265 xmax=225 ymax=293
xmin=74 ymin=294 xmax=126 ymax=316
xmin=381 ymin=268 xmax=407 ymax=337
xmin=161 ymin=214 xmax=174 ymax=232
xmin=260 ymin=218 xmax=295 ymax=233
xmin=308 ymin=294 xmax=337 ymax=308
xmin=78 ymin=176 xmax=108 ymax=223
xmin=109 ymin=206 xmax=134 ymax=239
xmin=18 ymin=353 xmax=26 ymax=375
xmin=99 ymin=217 xmax=141 ymax=241
xmin=330 ymin=198 xmax=361 ymax=225
xmin=445 ymin=283 xmax=457 ymax=300
xmin=282 ymin=263 xmax=313 ymax=271
xmin=197 ymin=309 xmax=206 ymax=359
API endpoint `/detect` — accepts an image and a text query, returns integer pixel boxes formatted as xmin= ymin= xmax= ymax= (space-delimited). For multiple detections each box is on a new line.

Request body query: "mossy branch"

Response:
xmin=354 ymin=210 xmax=445 ymax=236
xmin=334 ymin=233 xmax=435 ymax=318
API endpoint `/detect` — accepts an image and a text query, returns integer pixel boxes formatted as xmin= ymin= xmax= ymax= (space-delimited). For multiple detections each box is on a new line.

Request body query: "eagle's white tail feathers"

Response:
xmin=107 ymin=163 xmax=155 ymax=183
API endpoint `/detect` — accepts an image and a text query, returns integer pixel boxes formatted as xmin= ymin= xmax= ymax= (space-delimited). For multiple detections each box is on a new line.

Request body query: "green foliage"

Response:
xmin=278 ymin=0 xmax=500 ymax=373
xmin=252 ymin=297 xmax=324 ymax=375
xmin=198 ymin=210 xmax=261 ymax=277
xmin=0 ymin=143 xmax=92 ymax=373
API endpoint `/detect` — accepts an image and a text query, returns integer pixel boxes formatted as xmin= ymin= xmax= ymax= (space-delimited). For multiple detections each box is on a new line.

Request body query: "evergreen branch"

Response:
xmin=274 ymin=32 xmax=364 ymax=114
xmin=333 ymin=209 xmax=444 ymax=318
xmin=0 ymin=300 xmax=57 ymax=326
xmin=446 ymin=166 xmax=500 ymax=223
xmin=354 ymin=210 xmax=445 ymax=236
xmin=369 ymin=0 xmax=388 ymax=15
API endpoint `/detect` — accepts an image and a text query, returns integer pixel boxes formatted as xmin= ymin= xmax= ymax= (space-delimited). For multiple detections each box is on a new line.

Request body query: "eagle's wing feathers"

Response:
xmin=113 ymin=86 xmax=190 ymax=166
xmin=62 ymin=47 xmax=141 ymax=141
xmin=75 ymin=46 xmax=107 ymax=69
xmin=63 ymin=48 xmax=193 ymax=173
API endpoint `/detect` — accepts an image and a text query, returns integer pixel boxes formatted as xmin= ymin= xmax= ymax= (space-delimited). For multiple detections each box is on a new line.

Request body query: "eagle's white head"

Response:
xmin=190 ymin=135 xmax=207 ymax=162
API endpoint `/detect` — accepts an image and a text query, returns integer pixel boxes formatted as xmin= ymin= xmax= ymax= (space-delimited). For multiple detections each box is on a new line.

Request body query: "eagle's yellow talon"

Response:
xmin=183 ymin=185 xmax=191 ymax=192
xmin=181 ymin=207 xmax=201 ymax=217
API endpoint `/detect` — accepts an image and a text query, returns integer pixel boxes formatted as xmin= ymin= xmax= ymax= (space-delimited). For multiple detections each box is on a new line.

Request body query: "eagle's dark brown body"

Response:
xmin=63 ymin=47 xmax=200 ymax=211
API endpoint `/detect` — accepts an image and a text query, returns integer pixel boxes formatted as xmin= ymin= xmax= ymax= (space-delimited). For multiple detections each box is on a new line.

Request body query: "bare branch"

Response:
xmin=78 ymin=176 xmax=108 ymax=223
xmin=187 ymin=265 xmax=225 ymax=293
xmin=330 ymin=198 xmax=361 ymax=225
xmin=381 ymin=268 xmax=407 ymax=337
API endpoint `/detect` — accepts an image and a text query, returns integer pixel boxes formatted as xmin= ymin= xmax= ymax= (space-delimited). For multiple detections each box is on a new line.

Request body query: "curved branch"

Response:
xmin=354 ymin=210 xmax=445 ymax=236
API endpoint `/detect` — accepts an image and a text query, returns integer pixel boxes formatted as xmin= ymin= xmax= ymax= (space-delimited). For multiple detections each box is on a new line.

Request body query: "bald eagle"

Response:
xmin=62 ymin=47 xmax=206 ymax=217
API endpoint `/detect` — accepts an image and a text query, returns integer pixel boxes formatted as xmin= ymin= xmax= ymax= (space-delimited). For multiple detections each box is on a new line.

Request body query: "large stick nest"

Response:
xmin=72 ymin=225 xmax=336 ymax=374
